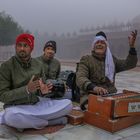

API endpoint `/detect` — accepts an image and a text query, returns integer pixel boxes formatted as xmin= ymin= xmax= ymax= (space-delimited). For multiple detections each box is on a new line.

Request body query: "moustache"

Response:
xmin=18 ymin=51 xmax=26 ymax=57
xmin=19 ymin=51 xmax=26 ymax=53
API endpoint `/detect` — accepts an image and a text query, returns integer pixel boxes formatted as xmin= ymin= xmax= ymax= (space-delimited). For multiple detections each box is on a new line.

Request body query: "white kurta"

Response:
xmin=0 ymin=97 xmax=72 ymax=129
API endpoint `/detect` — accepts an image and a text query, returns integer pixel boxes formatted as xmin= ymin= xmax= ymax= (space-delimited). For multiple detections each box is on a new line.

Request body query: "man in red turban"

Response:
xmin=0 ymin=33 xmax=72 ymax=131
xmin=15 ymin=34 xmax=34 ymax=65
xmin=16 ymin=33 xmax=34 ymax=51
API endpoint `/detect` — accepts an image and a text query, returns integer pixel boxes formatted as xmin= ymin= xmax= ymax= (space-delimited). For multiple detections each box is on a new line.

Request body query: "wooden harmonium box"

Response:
xmin=84 ymin=90 xmax=140 ymax=132
xmin=88 ymin=90 xmax=140 ymax=118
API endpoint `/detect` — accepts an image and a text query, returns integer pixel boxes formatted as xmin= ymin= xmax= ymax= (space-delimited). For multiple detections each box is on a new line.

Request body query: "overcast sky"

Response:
xmin=0 ymin=0 xmax=140 ymax=35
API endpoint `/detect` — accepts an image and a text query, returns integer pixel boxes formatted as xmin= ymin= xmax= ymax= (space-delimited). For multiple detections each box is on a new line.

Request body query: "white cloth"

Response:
xmin=92 ymin=35 xmax=115 ymax=82
xmin=105 ymin=47 xmax=115 ymax=83
xmin=0 ymin=97 xmax=72 ymax=129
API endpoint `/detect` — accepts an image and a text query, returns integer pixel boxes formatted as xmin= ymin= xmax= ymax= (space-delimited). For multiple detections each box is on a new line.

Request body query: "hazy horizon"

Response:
xmin=0 ymin=0 xmax=140 ymax=35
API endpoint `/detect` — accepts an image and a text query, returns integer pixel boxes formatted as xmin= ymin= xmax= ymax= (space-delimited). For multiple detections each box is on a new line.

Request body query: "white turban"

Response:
xmin=92 ymin=36 xmax=115 ymax=83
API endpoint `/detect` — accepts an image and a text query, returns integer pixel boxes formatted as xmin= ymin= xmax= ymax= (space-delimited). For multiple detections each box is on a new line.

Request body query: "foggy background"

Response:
xmin=0 ymin=0 xmax=140 ymax=63
xmin=0 ymin=0 xmax=140 ymax=34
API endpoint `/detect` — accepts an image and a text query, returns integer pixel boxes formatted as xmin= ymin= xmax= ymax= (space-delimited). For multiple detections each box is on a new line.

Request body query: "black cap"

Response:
xmin=96 ymin=31 xmax=107 ymax=40
xmin=44 ymin=40 xmax=56 ymax=53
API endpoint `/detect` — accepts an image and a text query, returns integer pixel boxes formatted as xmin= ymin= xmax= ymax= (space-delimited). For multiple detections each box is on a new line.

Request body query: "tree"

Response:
xmin=0 ymin=11 xmax=27 ymax=45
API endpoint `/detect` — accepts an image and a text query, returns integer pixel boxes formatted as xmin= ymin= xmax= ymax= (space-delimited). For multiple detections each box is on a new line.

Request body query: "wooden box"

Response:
xmin=88 ymin=90 xmax=140 ymax=118
xmin=84 ymin=111 xmax=140 ymax=133
xmin=67 ymin=109 xmax=84 ymax=125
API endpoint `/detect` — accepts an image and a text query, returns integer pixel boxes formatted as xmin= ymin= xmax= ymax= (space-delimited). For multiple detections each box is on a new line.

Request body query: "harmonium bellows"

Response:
xmin=84 ymin=90 xmax=140 ymax=132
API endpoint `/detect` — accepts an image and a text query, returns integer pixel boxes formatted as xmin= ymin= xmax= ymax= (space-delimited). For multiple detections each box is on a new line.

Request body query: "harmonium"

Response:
xmin=84 ymin=90 xmax=140 ymax=133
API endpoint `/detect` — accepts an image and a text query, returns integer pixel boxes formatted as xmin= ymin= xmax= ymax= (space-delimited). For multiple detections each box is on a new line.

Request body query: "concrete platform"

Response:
xmin=0 ymin=68 xmax=140 ymax=140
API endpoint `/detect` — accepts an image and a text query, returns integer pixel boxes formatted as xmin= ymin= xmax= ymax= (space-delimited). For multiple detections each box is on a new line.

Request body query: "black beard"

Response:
xmin=18 ymin=51 xmax=27 ymax=58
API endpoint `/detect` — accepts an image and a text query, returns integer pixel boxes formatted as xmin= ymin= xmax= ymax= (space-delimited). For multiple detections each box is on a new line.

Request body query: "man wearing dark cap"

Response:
xmin=37 ymin=40 xmax=61 ymax=79
xmin=76 ymin=30 xmax=138 ymax=96
xmin=0 ymin=34 xmax=72 ymax=131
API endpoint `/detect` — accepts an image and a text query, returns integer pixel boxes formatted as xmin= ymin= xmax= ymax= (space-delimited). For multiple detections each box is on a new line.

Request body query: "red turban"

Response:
xmin=16 ymin=33 xmax=34 ymax=51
